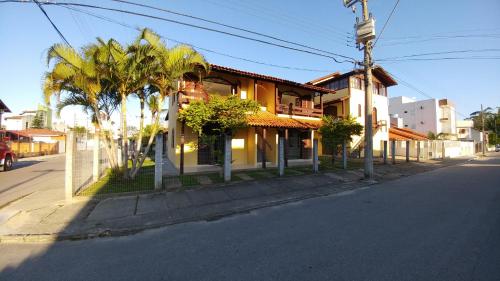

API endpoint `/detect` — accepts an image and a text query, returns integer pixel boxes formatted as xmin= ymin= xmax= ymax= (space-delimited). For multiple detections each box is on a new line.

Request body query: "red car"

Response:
xmin=0 ymin=141 xmax=16 ymax=171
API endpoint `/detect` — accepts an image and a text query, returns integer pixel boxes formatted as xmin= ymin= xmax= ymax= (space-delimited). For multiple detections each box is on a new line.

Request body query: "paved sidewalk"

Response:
xmin=0 ymin=157 xmax=474 ymax=243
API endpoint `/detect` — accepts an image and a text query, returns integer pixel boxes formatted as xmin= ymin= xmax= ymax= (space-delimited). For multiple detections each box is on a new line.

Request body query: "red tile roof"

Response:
xmin=7 ymin=129 xmax=65 ymax=137
xmin=210 ymin=64 xmax=336 ymax=94
xmin=389 ymin=127 xmax=428 ymax=141
xmin=247 ymin=111 xmax=321 ymax=129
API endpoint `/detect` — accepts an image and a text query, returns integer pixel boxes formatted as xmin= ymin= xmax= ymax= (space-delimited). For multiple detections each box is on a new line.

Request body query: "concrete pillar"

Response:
xmin=64 ymin=131 xmax=75 ymax=202
xmin=417 ymin=141 xmax=421 ymax=162
xmin=224 ymin=133 xmax=232 ymax=182
xmin=405 ymin=140 xmax=410 ymax=162
xmin=313 ymin=139 xmax=319 ymax=173
xmin=383 ymin=140 xmax=388 ymax=164
xmin=154 ymin=133 xmax=163 ymax=190
xmin=261 ymin=128 xmax=267 ymax=169
xmin=391 ymin=140 xmax=396 ymax=164
xmin=92 ymin=132 xmax=100 ymax=182
xmin=442 ymin=141 xmax=445 ymax=160
xmin=342 ymin=140 xmax=347 ymax=169
xmin=278 ymin=136 xmax=284 ymax=176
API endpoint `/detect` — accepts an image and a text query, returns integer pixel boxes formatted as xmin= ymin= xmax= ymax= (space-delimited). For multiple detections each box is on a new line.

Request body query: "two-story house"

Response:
xmin=166 ymin=64 xmax=336 ymax=172
xmin=307 ymin=66 xmax=398 ymax=155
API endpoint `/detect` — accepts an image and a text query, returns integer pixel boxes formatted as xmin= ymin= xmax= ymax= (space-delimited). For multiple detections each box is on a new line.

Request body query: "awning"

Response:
xmin=247 ymin=111 xmax=321 ymax=130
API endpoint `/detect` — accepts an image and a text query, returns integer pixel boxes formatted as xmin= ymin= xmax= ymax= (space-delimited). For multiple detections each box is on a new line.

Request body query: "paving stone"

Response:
xmin=41 ymin=201 xmax=93 ymax=224
xmin=136 ymin=193 xmax=168 ymax=215
xmin=165 ymin=192 xmax=193 ymax=210
xmin=164 ymin=177 xmax=182 ymax=190
xmin=197 ymin=175 xmax=213 ymax=185
xmin=224 ymin=184 xmax=266 ymax=199
xmin=324 ymin=172 xmax=347 ymax=182
xmin=186 ymin=189 xmax=230 ymax=206
xmin=87 ymin=196 xmax=137 ymax=221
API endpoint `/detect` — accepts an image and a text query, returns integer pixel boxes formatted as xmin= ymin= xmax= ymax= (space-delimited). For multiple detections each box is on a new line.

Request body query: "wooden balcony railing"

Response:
xmin=276 ymin=104 xmax=323 ymax=118
xmin=178 ymin=81 xmax=208 ymax=106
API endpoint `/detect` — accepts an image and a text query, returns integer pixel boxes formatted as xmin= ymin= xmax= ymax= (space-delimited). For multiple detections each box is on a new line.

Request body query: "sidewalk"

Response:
xmin=0 ymin=157 xmax=474 ymax=243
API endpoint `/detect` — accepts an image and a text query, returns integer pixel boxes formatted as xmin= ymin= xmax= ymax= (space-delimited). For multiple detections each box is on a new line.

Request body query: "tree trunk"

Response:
xmin=120 ymin=92 xmax=129 ymax=179
xmin=132 ymin=92 xmax=145 ymax=172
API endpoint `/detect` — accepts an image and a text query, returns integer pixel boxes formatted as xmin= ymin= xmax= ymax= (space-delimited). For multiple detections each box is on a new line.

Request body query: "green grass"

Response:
xmin=179 ymin=175 xmax=200 ymax=187
xmin=78 ymin=170 xmax=154 ymax=196
xmin=319 ymin=155 xmax=364 ymax=171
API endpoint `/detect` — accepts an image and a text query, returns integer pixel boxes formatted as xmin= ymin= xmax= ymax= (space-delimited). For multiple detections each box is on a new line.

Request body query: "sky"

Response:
xmin=0 ymin=0 xmax=499 ymax=126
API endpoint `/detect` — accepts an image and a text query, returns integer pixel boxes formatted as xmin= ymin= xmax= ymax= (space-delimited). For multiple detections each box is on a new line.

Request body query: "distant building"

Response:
xmin=389 ymin=96 xmax=456 ymax=137
xmin=0 ymin=99 xmax=12 ymax=130
xmin=4 ymin=104 xmax=53 ymax=130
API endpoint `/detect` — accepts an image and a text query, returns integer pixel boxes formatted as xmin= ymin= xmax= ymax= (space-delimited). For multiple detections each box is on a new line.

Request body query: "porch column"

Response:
xmin=405 ymin=140 xmax=410 ymax=162
xmin=261 ymin=127 xmax=267 ymax=169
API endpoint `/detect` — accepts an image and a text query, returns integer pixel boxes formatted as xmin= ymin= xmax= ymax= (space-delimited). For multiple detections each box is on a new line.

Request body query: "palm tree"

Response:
xmin=129 ymin=28 xmax=209 ymax=177
xmin=43 ymin=43 xmax=119 ymax=169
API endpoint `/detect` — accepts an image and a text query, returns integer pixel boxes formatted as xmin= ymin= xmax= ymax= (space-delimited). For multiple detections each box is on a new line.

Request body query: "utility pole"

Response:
xmin=343 ymin=0 xmax=376 ymax=179
xmin=481 ymin=104 xmax=486 ymax=156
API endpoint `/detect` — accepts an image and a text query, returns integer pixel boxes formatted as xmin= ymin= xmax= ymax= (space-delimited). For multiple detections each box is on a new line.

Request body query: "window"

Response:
xmin=404 ymin=110 xmax=408 ymax=114
xmin=404 ymin=124 xmax=408 ymax=127
xmin=327 ymin=78 xmax=348 ymax=91
xmin=171 ymin=129 xmax=175 ymax=148
xmin=350 ymin=77 xmax=363 ymax=90
xmin=358 ymin=104 xmax=362 ymax=117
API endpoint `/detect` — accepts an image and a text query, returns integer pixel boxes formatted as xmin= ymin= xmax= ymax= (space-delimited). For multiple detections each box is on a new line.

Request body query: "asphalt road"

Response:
xmin=0 ymin=155 xmax=65 ymax=207
xmin=1 ymin=154 xmax=499 ymax=281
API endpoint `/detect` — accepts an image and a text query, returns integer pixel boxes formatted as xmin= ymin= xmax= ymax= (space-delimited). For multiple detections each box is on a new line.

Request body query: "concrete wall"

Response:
xmin=389 ymin=96 xmax=439 ymax=134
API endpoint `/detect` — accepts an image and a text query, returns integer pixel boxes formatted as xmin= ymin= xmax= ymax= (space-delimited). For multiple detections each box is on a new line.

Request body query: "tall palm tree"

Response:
xmin=129 ymin=28 xmax=209 ymax=177
xmin=43 ymin=43 xmax=119 ymax=169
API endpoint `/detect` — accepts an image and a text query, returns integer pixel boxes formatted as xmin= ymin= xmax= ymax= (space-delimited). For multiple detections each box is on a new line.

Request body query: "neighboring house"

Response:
xmin=167 ymin=64 xmax=335 ymax=172
xmin=3 ymin=104 xmax=53 ymax=130
xmin=307 ymin=66 xmax=398 ymax=155
xmin=389 ymin=96 xmax=457 ymax=137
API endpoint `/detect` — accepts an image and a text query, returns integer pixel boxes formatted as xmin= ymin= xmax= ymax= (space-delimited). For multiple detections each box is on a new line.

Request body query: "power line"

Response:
xmin=373 ymin=0 xmax=400 ymax=48
xmin=32 ymin=1 xmax=357 ymax=63
xmin=377 ymin=56 xmax=500 ymax=62
xmin=107 ymin=0 xmax=355 ymax=59
xmin=32 ymin=0 xmax=72 ymax=47
xmin=376 ymin=48 xmax=500 ymax=61
xmin=59 ymin=5 xmax=339 ymax=73
xmin=377 ymin=34 xmax=500 ymax=47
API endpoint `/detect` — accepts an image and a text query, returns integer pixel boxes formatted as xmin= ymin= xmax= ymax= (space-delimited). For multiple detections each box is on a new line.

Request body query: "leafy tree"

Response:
xmin=178 ymin=94 xmax=259 ymax=136
xmin=30 ymin=111 xmax=45 ymax=129
xmin=72 ymin=126 xmax=87 ymax=134
xmin=427 ymin=131 xmax=437 ymax=140
xmin=488 ymin=132 xmax=498 ymax=146
xmin=469 ymin=107 xmax=499 ymax=133
xmin=319 ymin=115 xmax=363 ymax=164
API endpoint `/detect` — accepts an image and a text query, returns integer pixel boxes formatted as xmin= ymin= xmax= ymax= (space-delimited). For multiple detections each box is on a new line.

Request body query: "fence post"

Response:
xmin=278 ymin=135 xmax=284 ymax=176
xmin=383 ymin=140 xmax=388 ymax=164
xmin=224 ymin=133 xmax=232 ymax=182
xmin=92 ymin=132 xmax=100 ymax=182
xmin=442 ymin=141 xmax=445 ymax=160
xmin=313 ymin=138 xmax=319 ymax=173
xmin=342 ymin=140 xmax=347 ymax=169
xmin=154 ymin=133 xmax=163 ymax=190
xmin=64 ymin=131 xmax=75 ymax=202
xmin=417 ymin=141 xmax=420 ymax=162
xmin=391 ymin=140 xmax=396 ymax=164
xmin=406 ymin=140 xmax=410 ymax=162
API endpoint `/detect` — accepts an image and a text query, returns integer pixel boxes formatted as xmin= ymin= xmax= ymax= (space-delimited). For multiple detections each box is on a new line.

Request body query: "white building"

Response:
xmin=389 ymin=96 xmax=457 ymax=137
xmin=309 ymin=66 xmax=397 ymax=155
xmin=3 ymin=105 xmax=53 ymax=130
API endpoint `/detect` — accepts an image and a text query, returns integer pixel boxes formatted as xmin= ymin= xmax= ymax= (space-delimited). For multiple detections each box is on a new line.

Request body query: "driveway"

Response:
xmin=0 ymin=155 xmax=65 ymax=208
xmin=1 ymin=154 xmax=499 ymax=281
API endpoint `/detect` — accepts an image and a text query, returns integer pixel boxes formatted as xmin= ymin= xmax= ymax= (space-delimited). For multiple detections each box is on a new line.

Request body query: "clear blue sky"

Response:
xmin=1 ymin=0 xmax=499 ymax=120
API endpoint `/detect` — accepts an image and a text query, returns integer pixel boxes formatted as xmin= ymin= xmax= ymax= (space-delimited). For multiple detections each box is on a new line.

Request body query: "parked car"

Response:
xmin=0 ymin=141 xmax=16 ymax=171
xmin=496 ymin=144 xmax=500 ymax=152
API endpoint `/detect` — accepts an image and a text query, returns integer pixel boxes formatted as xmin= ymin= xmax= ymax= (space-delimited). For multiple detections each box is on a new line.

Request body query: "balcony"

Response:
xmin=276 ymin=104 xmax=323 ymax=118
xmin=178 ymin=81 xmax=208 ymax=107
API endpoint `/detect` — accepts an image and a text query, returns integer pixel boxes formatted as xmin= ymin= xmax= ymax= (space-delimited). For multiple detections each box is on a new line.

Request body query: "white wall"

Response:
xmin=350 ymin=88 xmax=389 ymax=154
xmin=389 ymin=96 xmax=439 ymax=134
